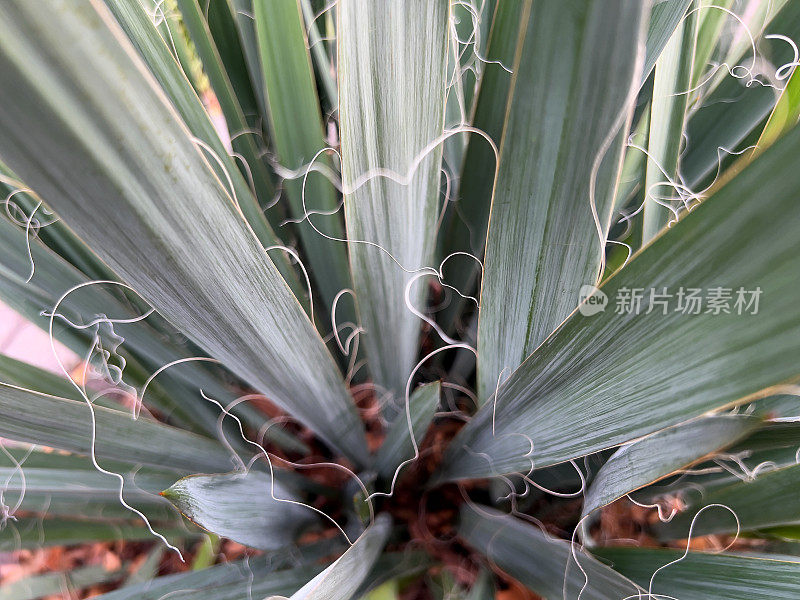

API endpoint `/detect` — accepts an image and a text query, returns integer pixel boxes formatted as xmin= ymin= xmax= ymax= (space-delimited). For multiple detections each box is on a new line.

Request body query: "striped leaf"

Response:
xmin=104 ymin=0 xmax=305 ymax=299
xmin=476 ymin=0 xmax=648 ymax=402
xmin=658 ymin=461 xmax=800 ymax=538
xmin=441 ymin=0 xmax=694 ymax=332
xmin=0 ymin=383 xmax=233 ymax=474
xmin=643 ymin=0 xmax=694 ymax=82
xmin=0 ymin=518 xmax=197 ymax=552
xmin=281 ymin=515 xmax=391 ymax=600
xmin=0 ymin=215 xmax=305 ymax=452
xmin=0 ymin=0 xmax=368 ymax=464
xmin=0 ymin=564 xmax=126 ymax=600
xmin=338 ymin=0 xmax=448 ymax=401
xmin=459 ymin=504 xmax=642 ymax=600
xmin=175 ymin=0 xmax=279 ymax=218
xmin=642 ymin=1 xmax=697 ymax=241
xmin=438 ymin=116 xmax=800 ymax=482
xmin=438 ymin=0 xmax=522 ymax=332
xmin=162 ymin=470 xmax=318 ymax=550
xmin=253 ymin=0 xmax=352 ymax=319
xmin=594 ymin=547 xmax=800 ymax=600
xmin=582 ymin=415 xmax=760 ymax=521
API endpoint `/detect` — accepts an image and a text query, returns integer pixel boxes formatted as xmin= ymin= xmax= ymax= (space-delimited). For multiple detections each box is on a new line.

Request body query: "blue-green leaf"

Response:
xmin=594 ymin=547 xmax=800 ymax=600
xmin=438 ymin=113 xmax=800 ymax=481
xmin=338 ymin=0 xmax=449 ymax=402
xmin=162 ymin=470 xmax=318 ymax=550
xmin=476 ymin=0 xmax=649 ymax=402
xmin=459 ymin=504 xmax=642 ymax=599
xmin=0 ymin=0 xmax=368 ymax=463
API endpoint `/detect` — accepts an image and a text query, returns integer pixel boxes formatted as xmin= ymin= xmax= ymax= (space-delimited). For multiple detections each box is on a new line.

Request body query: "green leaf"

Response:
xmin=0 ymin=518 xmax=198 ymax=552
xmin=174 ymin=0 xmax=280 ymax=217
xmin=162 ymin=469 xmax=318 ymax=550
xmin=438 ymin=115 xmax=800 ymax=482
xmin=681 ymin=0 xmax=800 ymax=189
xmin=0 ymin=564 xmax=126 ymax=600
xmin=594 ymin=547 xmax=800 ymax=600
xmin=0 ymin=161 xmax=114 ymax=282
xmin=0 ymin=352 xmax=82 ymax=400
xmin=299 ymin=0 xmax=337 ymax=109
xmin=92 ymin=541 xmax=343 ymax=600
xmin=253 ymin=0 xmax=352 ymax=319
xmin=0 ymin=215 xmax=305 ymax=452
xmin=363 ymin=581 xmax=398 ymax=600
xmin=11 ymin=494 xmax=179 ymax=524
xmin=145 ymin=0 xmax=206 ymax=94
xmin=442 ymin=0 xmax=694 ymax=327
xmin=658 ymin=461 xmax=800 ymax=539
xmin=438 ymin=0 xmax=522 ymax=331
xmin=6 ymin=450 xmax=325 ymax=522
xmin=0 ymin=212 xmax=174 ymax=384
xmin=735 ymin=421 xmax=800 ymax=453
xmin=281 ymin=514 xmax=392 ymax=600
xmin=0 ymin=463 xmax=175 ymax=504
xmin=374 ymin=381 xmax=440 ymax=479
xmin=611 ymin=105 xmax=650 ymax=218
xmin=338 ymin=0 xmax=448 ymax=401
xmin=0 ymin=447 xmax=183 ymax=522
xmin=191 ymin=533 xmax=220 ymax=571
xmin=458 ymin=504 xmax=642 ymax=600
xmin=440 ymin=14 xmax=469 ymax=204
xmin=642 ymin=1 xmax=697 ymax=242
xmin=476 ymin=0 xmax=649 ymax=402
xmin=634 ymin=421 xmax=800 ymax=503
xmin=582 ymin=415 xmax=760 ymax=521
xmin=97 ymin=547 xmax=419 ymax=600
xmin=0 ymin=0 xmax=368 ymax=464
xmin=682 ymin=75 xmax=778 ymax=189
xmin=642 ymin=0 xmax=694 ymax=82
xmin=0 ymin=383 xmax=233 ymax=473
xmin=228 ymin=0 xmax=268 ymax=113
xmin=691 ymin=0 xmax=734 ymax=89
xmin=757 ymin=64 xmax=800 ymax=151
xmin=204 ymin=0 xmax=261 ymax=120
xmin=104 ymin=0 xmax=305 ymax=299
xmin=101 ymin=564 xmax=322 ymax=600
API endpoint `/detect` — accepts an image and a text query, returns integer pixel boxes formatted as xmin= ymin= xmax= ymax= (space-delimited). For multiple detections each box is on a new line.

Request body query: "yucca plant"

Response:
xmin=1 ymin=0 xmax=800 ymax=597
